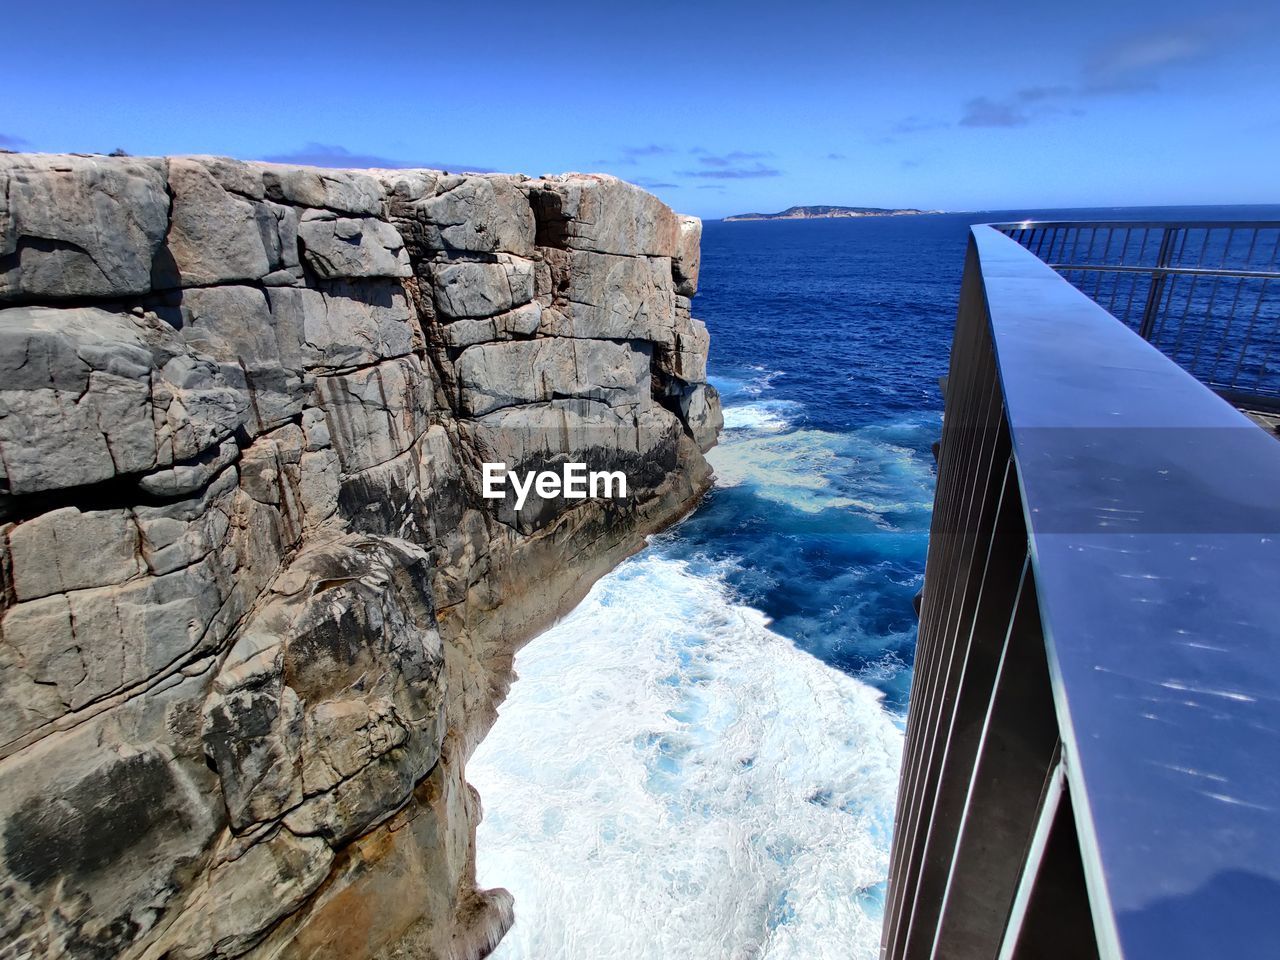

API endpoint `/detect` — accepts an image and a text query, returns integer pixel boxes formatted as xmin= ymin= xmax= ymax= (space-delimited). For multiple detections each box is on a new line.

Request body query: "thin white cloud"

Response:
xmin=1085 ymin=30 xmax=1206 ymax=91
xmin=958 ymin=21 xmax=1229 ymax=129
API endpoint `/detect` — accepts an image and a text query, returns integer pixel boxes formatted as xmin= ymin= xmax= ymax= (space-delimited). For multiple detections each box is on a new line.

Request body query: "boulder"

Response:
xmin=525 ymin=174 xmax=681 ymax=257
xmin=137 ymin=436 xmax=240 ymax=498
xmin=0 ymin=154 xmax=168 ymax=300
xmin=392 ymin=175 xmax=535 ymax=256
xmin=169 ymin=285 xmax=304 ymax=434
xmin=431 ymin=256 xmax=535 ymax=321
xmin=267 ymin=279 xmax=416 ymax=370
xmin=455 ymin=337 xmax=650 ymax=418
xmin=5 ymin=506 xmax=146 ymax=601
xmin=299 ymin=214 xmax=412 ymax=279
xmin=678 ymin=382 xmax=723 ymax=453
xmin=256 ymin=164 xmax=385 ymax=216
xmin=673 ymin=215 xmax=702 ymax=295
xmin=173 ymin=284 xmax=279 ymax=366
xmin=439 ymin=301 xmax=542 ymax=349
xmin=0 ymin=305 xmax=246 ymax=493
xmin=263 ymin=199 xmax=306 ymax=284
xmin=0 ymin=553 xmax=228 ymax=717
xmin=541 ymin=248 xmax=675 ymax=340
xmin=133 ymin=464 xmax=238 ymax=577
xmin=157 ymin=157 xmax=272 ymax=287
xmin=377 ymin=168 xmax=441 ymax=204
xmin=151 ymin=350 xmax=252 ymax=465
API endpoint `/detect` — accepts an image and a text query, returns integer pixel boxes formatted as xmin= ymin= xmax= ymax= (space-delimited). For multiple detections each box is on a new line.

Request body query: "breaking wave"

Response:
xmin=468 ymin=362 xmax=934 ymax=957
xmin=720 ymin=398 xmax=803 ymax=434
xmin=469 ymin=554 xmax=903 ymax=960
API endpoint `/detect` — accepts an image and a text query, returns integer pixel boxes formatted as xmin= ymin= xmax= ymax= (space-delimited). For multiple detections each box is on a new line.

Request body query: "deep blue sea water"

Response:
xmin=468 ymin=205 xmax=1276 ymax=959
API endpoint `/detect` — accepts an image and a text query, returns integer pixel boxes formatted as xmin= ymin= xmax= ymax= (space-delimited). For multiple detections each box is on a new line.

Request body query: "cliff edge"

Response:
xmin=0 ymin=154 xmax=721 ymax=959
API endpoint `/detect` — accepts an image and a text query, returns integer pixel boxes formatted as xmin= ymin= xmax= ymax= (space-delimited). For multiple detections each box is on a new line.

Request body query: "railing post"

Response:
xmin=1138 ymin=227 xmax=1176 ymax=340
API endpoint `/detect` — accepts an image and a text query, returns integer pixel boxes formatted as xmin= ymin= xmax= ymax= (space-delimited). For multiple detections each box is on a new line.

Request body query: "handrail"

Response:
xmin=1043 ymin=264 xmax=1280 ymax=280
xmin=990 ymin=220 xmax=1280 ymax=410
xmin=990 ymin=219 xmax=1280 ymax=231
xmin=882 ymin=224 xmax=1280 ymax=960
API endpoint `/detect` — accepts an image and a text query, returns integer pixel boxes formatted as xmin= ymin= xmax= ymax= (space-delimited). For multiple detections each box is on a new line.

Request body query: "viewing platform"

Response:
xmin=883 ymin=221 xmax=1280 ymax=959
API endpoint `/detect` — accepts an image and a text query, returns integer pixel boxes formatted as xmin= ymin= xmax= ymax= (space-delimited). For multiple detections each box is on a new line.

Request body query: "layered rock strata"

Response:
xmin=0 ymin=153 xmax=721 ymax=959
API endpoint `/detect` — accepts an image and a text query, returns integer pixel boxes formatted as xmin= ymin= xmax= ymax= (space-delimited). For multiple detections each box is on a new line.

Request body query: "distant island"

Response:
xmin=723 ymin=205 xmax=935 ymax=221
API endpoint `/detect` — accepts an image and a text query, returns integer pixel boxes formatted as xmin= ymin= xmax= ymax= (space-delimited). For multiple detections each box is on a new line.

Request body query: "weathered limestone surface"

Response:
xmin=0 ymin=156 xmax=719 ymax=960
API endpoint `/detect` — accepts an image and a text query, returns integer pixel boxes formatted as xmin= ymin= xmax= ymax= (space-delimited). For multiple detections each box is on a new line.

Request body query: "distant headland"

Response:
xmin=723 ymin=205 xmax=936 ymax=221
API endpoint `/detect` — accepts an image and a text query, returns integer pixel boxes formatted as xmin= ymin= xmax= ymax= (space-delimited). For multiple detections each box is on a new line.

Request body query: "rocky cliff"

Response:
xmin=0 ymin=153 xmax=721 ymax=959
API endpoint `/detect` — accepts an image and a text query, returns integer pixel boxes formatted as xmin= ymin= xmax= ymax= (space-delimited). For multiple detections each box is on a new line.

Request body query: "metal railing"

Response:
xmin=995 ymin=221 xmax=1280 ymax=410
xmin=882 ymin=225 xmax=1280 ymax=960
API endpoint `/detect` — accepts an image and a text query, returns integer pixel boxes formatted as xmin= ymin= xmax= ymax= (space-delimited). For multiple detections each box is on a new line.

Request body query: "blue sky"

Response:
xmin=3 ymin=0 xmax=1277 ymax=218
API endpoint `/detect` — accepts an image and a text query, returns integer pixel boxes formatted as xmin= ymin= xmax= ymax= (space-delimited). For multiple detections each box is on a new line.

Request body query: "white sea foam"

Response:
xmin=720 ymin=399 xmax=801 ymax=435
xmin=741 ymin=366 xmax=785 ymax=397
xmin=709 ymin=427 xmax=934 ymax=521
xmin=469 ymin=554 xmax=904 ymax=960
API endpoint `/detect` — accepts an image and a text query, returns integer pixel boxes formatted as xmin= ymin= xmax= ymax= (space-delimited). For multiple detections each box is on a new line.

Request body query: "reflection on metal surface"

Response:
xmin=882 ymin=225 xmax=1280 ymax=960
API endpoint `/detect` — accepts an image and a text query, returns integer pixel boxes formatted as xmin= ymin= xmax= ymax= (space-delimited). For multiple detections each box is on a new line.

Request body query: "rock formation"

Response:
xmin=0 ymin=153 xmax=721 ymax=959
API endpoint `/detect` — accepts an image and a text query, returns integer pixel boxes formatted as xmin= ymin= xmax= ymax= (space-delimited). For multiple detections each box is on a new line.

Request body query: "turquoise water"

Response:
xmin=468 ymin=206 xmax=1274 ymax=959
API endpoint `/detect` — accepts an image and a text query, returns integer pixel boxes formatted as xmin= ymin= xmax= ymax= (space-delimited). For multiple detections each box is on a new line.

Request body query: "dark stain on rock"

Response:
xmin=4 ymin=751 xmax=188 ymax=890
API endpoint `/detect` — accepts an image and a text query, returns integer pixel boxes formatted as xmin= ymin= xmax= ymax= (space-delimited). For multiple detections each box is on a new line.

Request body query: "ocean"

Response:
xmin=466 ymin=205 xmax=1277 ymax=959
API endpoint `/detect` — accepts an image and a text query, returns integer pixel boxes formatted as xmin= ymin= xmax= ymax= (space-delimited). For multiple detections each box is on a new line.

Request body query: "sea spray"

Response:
xmin=468 ymin=554 xmax=904 ymax=960
xmin=469 ymin=371 xmax=934 ymax=957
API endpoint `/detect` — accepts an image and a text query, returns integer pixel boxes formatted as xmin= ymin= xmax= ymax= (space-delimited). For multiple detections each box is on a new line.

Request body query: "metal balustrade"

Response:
xmin=995 ymin=221 xmax=1280 ymax=411
xmin=882 ymin=225 xmax=1280 ymax=960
